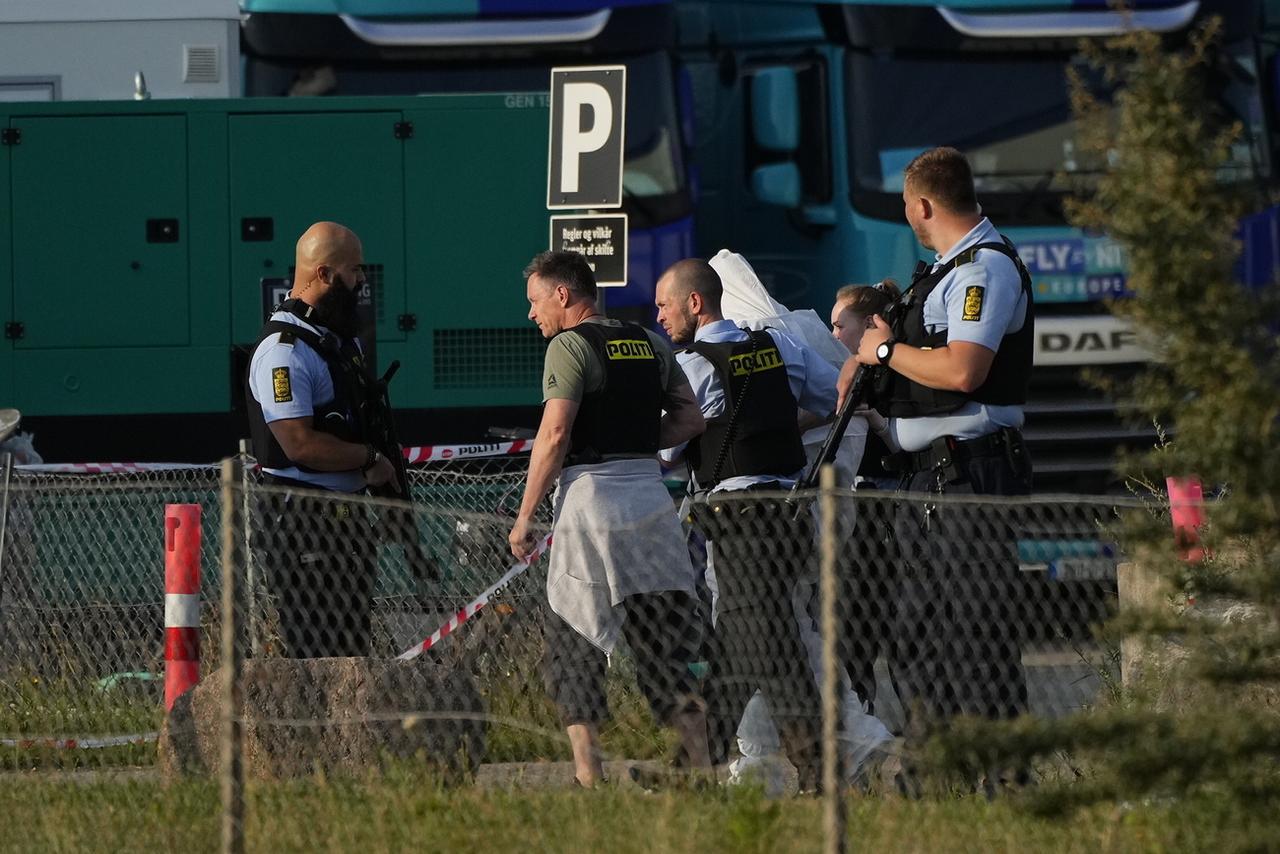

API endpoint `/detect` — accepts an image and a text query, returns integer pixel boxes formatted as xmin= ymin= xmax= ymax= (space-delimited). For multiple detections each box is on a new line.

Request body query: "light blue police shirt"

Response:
xmin=660 ymin=319 xmax=839 ymax=492
xmin=889 ymin=218 xmax=1030 ymax=453
xmin=248 ymin=311 xmax=366 ymax=493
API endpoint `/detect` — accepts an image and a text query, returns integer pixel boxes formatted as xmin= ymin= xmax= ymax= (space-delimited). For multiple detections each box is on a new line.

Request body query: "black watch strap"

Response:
xmin=877 ymin=339 xmax=897 ymax=366
xmin=361 ymin=444 xmax=380 ymax=473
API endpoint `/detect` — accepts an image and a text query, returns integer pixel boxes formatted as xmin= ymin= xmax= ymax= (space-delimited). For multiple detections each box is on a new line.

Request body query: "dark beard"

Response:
xmin=314 ymin=278 xmax=360 ymax=339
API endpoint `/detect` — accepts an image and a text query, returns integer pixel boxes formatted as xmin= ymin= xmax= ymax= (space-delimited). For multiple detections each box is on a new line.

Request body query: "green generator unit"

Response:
xmin=0 ymin=95 xmax=551 ymax=461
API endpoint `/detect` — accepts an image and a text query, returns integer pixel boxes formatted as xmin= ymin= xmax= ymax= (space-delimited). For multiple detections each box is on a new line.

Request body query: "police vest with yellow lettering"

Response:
xmin=559 ymin=321 xmax=662 ymax=467
xmin=877 ymin=237 xmax=1035 ymax=419
xmin=685 ymin=329 xmax=806 ymax=488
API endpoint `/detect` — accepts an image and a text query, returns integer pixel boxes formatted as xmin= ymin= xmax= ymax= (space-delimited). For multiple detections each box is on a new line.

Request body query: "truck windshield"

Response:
xmin=845 ymin=42 xmax=1268 ymax=220
xmin=245 ymin=49 xmax=689 ymax=226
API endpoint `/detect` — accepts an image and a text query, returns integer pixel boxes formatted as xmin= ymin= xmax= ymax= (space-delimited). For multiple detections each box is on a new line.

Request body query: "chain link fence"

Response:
xmin=0 ymin=449 xmax=1170 ymax=848
xmin=0 ymin=454 xmax=549 ymax=760
xmin=0 ymin=462 xmax=222 ymax=771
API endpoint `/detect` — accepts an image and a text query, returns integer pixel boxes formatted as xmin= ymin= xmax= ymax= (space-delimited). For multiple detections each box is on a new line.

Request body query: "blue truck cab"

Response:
xmin=677 ymin=0 xmax=1277 ymax=491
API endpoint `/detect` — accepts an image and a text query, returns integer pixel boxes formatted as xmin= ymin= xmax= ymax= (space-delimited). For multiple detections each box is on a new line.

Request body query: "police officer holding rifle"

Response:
xmin=835 ymin=148 xmax=1035 ymax=757
xmin=246 ymin=221 xmax=403 ymax=658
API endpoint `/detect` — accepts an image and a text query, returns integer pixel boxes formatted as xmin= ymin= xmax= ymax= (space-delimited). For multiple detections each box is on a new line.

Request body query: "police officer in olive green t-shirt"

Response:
xmin=509 ymin=249 xmax=711 ymax=789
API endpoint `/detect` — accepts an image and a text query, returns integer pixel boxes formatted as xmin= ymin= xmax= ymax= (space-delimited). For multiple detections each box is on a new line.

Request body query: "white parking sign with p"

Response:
xmin=547 ymin=66 xmax=625 ymax=210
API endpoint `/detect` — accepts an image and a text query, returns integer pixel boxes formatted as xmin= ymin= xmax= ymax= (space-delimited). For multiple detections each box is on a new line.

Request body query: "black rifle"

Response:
xmin=791 ymin=363 xmax=877 ymax=498
xmin=363 ymin=359 xmax=438 ymax=579
xmin=789 ymin=283 xmax=913 ymax=500
xmin=364 ymin=359 xmax=410 ymax=501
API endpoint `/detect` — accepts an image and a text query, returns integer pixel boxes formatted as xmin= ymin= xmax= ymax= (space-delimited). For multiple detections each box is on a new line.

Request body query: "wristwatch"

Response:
xmin=361 ymin=444 xmax=381 ymax=473
xmin=875 ymin=338 xmax=896 ymax=366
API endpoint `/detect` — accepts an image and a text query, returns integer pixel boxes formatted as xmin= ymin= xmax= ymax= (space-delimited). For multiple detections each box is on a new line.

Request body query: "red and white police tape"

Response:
xmin=400 ymin=439 xmax=532 ymax=464
xmin=16 ymin=440 xmax=535 ymax=473
xmin=0 ymin=732 xmax=159 ymax=750
xmin=16 ymin=462 xmax=219 ymax=474
xmin=397 ymin=532 xmax=552 ymax=661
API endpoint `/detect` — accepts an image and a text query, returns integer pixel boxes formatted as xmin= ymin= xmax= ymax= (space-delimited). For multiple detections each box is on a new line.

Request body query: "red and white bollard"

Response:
xmin=164 ymin=504 xmax=202 ymax=711
xmin=1167 ymin=476 xmax=1206 ymax=563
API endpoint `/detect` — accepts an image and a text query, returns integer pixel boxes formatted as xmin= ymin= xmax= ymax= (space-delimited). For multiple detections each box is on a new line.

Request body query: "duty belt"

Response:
xmin=261 ymin=472 xmax=364 ymax=520
xmin=881 ymin=427 xmax=1025 ymax=477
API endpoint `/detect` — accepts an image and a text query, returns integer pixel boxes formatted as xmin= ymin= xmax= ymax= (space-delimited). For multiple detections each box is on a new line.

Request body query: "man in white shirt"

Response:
xmin=657 ymin=258 xmax=838 ymax=790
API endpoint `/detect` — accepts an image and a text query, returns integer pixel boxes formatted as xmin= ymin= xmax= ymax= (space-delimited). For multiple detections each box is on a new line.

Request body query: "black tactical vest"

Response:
xmin=877 ymin=237 xmax=1035 ymax=419
xmin=245 ymin=300 xmax=373 ymax=472
xmin=558 ymin=321 xmax=663 ymax=467
xmin=685 ymin=329 xmax=807 ymax=488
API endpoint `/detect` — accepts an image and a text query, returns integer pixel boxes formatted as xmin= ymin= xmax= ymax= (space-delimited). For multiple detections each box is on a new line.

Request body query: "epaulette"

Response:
xmin=954 ymin=247 xmax=981 ymax=266
xmin=277 ymin=329 xmax=297 ymax=346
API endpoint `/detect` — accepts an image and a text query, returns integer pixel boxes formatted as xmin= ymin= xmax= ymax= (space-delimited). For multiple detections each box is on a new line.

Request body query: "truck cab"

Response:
xmin=677 ymin=0 xmax=1276 ymax=491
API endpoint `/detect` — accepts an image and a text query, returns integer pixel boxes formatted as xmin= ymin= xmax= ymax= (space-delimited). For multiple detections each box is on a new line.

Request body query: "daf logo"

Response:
xmin=1039 ymin=329 xmax=1138 ymax=353
xmin=1033 ymin=317 xmax=1148 ymax=366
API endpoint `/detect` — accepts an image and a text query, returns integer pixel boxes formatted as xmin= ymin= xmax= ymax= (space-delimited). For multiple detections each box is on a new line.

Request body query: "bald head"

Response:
xmin=290 ymin=221 xmax=366 ymax=305
xmin=655 ymin=258 xmax=724 ymax=345
xmin=296 ymin=222 xmax=361 ymax=276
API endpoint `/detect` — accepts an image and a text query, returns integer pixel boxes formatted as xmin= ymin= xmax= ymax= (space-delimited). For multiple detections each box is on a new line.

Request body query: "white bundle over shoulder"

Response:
xmin=709 ymin=249 xmax=850 ymax=370
xmin=708 ymin=248 xmax=862 ymax=449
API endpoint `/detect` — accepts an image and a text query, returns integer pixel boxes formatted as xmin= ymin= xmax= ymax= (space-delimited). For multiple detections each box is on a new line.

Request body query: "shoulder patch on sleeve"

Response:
xmin=272 ymin=367 xmax=293 ymax=403
xmin=962 ymin=285 xmax=985 ymax=321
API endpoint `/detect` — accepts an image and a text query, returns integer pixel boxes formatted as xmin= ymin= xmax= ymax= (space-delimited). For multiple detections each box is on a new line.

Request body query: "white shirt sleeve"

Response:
xmin=680 ymin=350 xmax=726 ymax=420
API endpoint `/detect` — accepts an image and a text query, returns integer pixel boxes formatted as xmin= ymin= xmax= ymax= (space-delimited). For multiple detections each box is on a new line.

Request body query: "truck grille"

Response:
xmin=1022 ymin=363 xmax=1160 ymax=493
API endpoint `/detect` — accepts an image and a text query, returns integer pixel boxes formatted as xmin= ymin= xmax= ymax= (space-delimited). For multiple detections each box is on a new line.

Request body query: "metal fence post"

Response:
xmin=220 ymin=456 xmax=245 ymax=854
xmin=820 ymin=464 xmax=846 ymax=854
xmin=238 ymin=440 xmax=259 ymax=657
xmin=0 ymin=453 xmax=12 ymax=599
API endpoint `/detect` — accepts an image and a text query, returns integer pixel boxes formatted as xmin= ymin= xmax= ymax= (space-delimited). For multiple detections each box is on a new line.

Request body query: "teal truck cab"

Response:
xmin=677 ymin=0 xmax=1277 ymax=491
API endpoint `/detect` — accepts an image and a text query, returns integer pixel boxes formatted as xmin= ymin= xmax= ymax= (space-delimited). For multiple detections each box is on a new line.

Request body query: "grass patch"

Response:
xmin=0 ymin=660 xmax=671 ymax=772
xmin=460 ymin=615 xmax=672 ymax=764
xmin=483 ymin=660 xmax=670 ymax=764
xmin=0 ymin=773 xmax=1276 ymax=853
xmin=0 ymin=675 xmax=160 ymax=771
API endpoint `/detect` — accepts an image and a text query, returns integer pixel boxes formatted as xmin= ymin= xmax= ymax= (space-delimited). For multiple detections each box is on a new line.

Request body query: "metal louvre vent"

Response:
xmin=433 ymin=328 xmax=546 ymax=390
xmin=182 ymin=45 xmax=220 ymax=84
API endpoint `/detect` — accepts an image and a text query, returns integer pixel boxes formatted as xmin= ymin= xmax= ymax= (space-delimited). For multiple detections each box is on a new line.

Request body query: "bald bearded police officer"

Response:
xmin=839 ymin=147 xmax=1034 ymax=744
xmin=656 ymin=258 xmax=839 ymax=791
xmin=247 ymin=221 xmax=398 ymax=658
